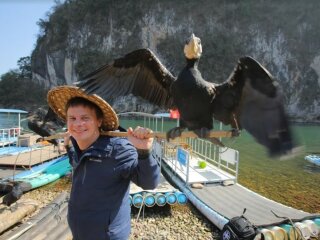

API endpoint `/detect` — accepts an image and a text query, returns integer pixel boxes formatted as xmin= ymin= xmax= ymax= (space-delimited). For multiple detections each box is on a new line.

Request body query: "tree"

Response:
xmin=17 ymin=56 xmax=32 ymax=79
xmin=0 ymin=59 xmax=47 ymax=110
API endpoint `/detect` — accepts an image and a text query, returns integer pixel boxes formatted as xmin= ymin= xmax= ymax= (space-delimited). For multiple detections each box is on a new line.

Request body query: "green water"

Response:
xmin=228 ymin=125 xmax=320 ymax=213
xmin=120 ymin=117 xmax=320 ymax=213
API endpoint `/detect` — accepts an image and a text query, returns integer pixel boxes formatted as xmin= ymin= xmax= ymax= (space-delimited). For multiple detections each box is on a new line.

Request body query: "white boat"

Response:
xmin=305 ymin=154 xmax=320 ymax=167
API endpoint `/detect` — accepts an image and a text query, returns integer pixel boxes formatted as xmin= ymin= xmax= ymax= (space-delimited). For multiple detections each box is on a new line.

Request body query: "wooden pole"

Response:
xmin=41 ymin=130 xmax=236 ymax=141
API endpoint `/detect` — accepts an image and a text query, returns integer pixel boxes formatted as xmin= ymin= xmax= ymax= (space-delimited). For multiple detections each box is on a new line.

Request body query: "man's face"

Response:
xmin=67 ymin=104 xmax=102 ymax=148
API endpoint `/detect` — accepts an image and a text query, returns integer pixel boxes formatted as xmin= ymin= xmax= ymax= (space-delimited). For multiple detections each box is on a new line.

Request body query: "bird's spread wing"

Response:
xmin=214 ymin=56 xmax=293 ymax=156
xmin=77 ymin=48 xmax=176 ymax=109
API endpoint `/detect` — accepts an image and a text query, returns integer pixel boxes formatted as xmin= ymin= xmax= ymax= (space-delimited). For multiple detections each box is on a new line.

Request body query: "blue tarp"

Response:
xmin=0 ymin=146 xmax=31 ymax=156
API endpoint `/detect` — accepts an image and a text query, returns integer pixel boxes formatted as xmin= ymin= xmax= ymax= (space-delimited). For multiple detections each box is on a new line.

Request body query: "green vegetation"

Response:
xmin=0 ymin=57 xmax=47 ymax=110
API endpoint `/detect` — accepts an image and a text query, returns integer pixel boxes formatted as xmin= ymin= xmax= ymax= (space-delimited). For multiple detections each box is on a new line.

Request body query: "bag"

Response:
xmin=220 ymin=209 xmax=257 ymax=240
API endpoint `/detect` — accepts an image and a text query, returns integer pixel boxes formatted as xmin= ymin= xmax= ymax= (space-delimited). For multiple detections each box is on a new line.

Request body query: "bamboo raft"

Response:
xmin=0 ymin=192 xmax=71 ymax=240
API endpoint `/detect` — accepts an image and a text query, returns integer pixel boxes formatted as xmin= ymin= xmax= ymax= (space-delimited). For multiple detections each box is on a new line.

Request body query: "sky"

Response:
xmin=0 ymin=0 xmax=59 ymax=76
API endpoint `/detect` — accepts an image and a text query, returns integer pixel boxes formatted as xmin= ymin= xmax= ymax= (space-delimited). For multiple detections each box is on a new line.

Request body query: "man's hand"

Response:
xmin=127 ymin=126 xmax=153 ymax=150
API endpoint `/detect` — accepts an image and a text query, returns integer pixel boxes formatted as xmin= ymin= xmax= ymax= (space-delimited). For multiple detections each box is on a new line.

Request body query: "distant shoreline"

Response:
xmin=290 ymin=120 xmax=320 ymax=125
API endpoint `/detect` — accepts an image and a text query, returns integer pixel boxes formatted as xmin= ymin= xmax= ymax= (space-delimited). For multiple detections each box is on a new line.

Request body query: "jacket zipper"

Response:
xmin=82 ymin=160 xmax=87 ymax=184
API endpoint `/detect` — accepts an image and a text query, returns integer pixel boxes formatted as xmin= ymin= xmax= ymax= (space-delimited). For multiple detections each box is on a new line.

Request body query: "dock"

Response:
xmin=0 ymin=134 xmax=61 ymax=168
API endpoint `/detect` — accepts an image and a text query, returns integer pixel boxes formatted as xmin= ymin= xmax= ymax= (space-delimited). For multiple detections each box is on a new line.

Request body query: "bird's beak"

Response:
xmin=184 ymin=33 xmax=202 ymax=59
xmin=186 ymin=33 xmax=195 ymax=44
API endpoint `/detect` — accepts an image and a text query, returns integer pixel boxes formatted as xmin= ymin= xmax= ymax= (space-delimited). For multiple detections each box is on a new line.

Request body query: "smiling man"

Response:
xmin=47 ymin=86 xmax=160 ymax=240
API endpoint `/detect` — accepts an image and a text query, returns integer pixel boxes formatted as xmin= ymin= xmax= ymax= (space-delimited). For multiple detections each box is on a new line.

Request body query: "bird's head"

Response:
xmin=184 ymin=34 xmax=202 ymax=60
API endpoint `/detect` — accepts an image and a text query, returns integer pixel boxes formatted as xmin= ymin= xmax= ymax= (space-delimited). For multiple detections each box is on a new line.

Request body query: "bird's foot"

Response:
xmin=166 ymin=127 xmax=186 ymax=141
xmin=194 ymin=127 xmax=225 ymax=147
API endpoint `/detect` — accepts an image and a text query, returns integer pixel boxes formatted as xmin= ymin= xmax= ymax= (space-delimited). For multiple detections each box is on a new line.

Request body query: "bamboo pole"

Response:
xmin=41 ymin=130 xmax=236 ymax=142
xmin=0 ymin=199 xmax=39 ymax=234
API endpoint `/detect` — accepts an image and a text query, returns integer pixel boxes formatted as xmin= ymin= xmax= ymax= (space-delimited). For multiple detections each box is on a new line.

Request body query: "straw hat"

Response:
xmin=47 ymin=86 xmax=119 ymax=131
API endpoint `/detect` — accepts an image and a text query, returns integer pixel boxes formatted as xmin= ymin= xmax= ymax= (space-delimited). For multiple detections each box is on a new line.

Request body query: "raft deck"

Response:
xmin=192 ymin=183 xmax=313 ymax=227
xmin=157 ymin=138 xmax=317 ymax=229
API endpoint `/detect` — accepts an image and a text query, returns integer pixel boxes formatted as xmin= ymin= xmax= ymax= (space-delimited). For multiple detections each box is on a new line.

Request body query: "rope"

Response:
xmin=216 ymin=114 xmax=240 ymax=154
xmin=135 ymin=193 xmax=146 ymax=222
xmin=270 ymin=210 xmax=302 ymax=240
xmin=218 ymin=136 xmax=238 ymax=154
xmin=232 ymin=113 xmax=240 ymax=132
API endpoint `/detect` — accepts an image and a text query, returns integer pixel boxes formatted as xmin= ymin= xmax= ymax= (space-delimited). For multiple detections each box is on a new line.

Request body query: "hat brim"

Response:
xmin=47 ymin=86 xmax=119 ymax=131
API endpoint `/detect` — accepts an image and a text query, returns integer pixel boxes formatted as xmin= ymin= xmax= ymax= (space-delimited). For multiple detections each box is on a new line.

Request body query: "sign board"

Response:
xmin=177 ymin=148 xmax=188 ymax=166
xmin=220 ymin=147 xmax=238 ymax=165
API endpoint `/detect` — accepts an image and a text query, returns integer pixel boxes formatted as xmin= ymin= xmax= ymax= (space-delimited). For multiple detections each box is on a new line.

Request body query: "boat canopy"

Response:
xmin=0 ymin=109 xmax=28 ymax=133
xmin=0 ymin=109 xmax=28 ymax=114
xmin=154 ymin=113 xmax=170 ymax=118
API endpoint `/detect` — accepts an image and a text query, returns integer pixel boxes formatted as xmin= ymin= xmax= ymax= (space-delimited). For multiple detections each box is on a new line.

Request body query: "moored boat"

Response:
xmin=0 ymin=109 xmax=27 ymax=147
xmin=0 ymin=155 xmax=71 ymax=203
xmin=305 ymin=154 xmax=320 ymax=167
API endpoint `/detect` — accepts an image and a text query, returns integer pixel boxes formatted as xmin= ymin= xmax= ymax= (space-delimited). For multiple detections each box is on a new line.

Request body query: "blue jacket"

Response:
xmin=66 ymin=136 xmax=160 ymax=240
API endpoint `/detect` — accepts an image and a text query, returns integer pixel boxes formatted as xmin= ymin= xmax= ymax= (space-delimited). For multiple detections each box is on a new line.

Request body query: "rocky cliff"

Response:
xmin=31 ymin=0 xmax=320 ymax=122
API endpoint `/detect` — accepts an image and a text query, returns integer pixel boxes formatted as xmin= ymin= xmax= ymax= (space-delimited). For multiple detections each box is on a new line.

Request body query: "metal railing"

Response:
xmin=155 ymin=137 xmax=239 ymax=184
xmin=186 ymin=138 xmax=239 ymax=180
xmin=0 ymin=127 xmax=22 ymax=147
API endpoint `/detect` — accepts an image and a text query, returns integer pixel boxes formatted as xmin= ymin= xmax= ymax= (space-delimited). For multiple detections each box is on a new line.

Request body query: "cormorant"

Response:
xmin=77 ymin=34 xmax=294 ymax=156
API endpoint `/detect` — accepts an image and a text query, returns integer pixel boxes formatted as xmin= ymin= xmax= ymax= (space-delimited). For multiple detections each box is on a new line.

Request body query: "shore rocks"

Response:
xmin=130 ymin=204 xmax=219 ymax=239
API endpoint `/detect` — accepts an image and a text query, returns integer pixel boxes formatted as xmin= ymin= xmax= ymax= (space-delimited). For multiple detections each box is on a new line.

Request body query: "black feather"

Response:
xmin=214 ymin=56 xmax=293 ymax=156
xmin=78 ymin=48 xmax=176 ymax=109
xmin=27 ymin=107 xmax=64 ymax=145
